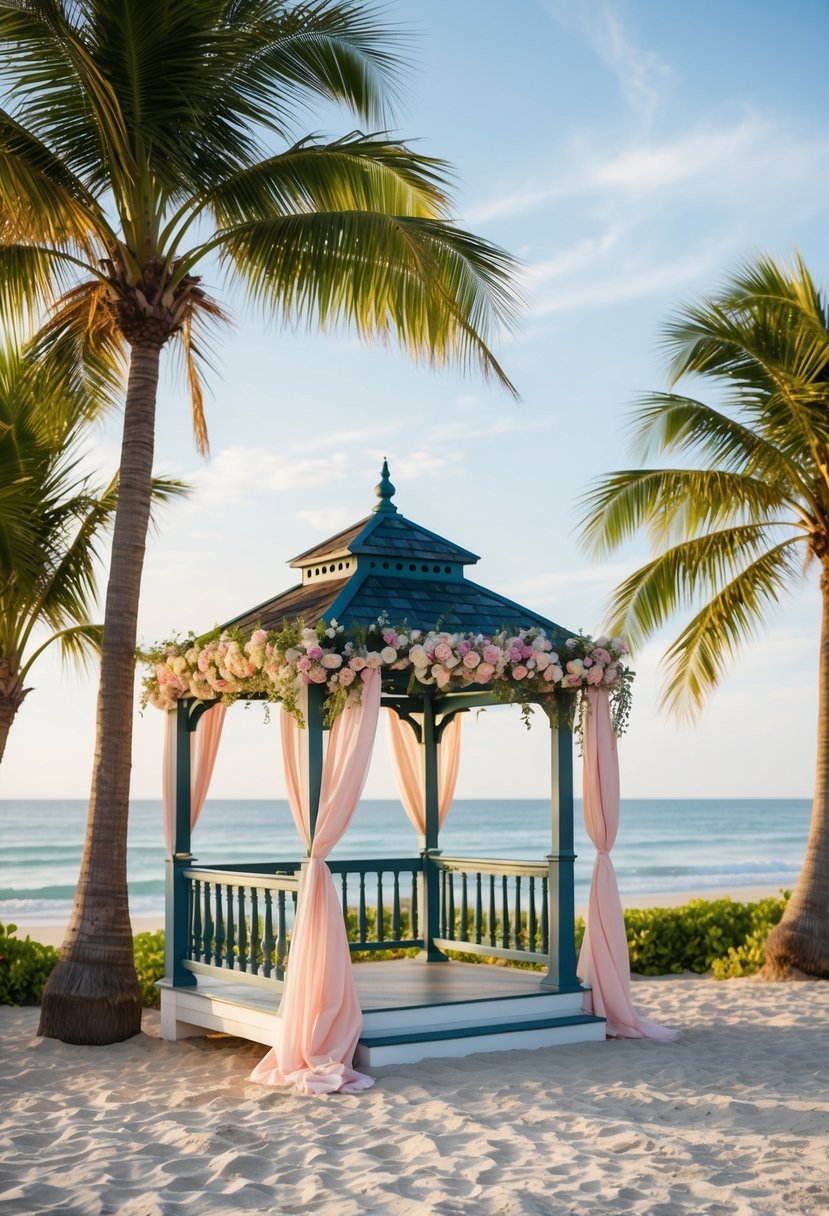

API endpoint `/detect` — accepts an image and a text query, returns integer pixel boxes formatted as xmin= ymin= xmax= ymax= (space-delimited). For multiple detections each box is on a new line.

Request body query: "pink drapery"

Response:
xmin=250 ymin=670 xmax=382 ymax=1094
xmin=578 ymin=688 xmax=677 ymax=1039
xmin=162 ymin=704 xmax=227 ymax=854
xmin=385 ymin=709 xmax=463 ymax=834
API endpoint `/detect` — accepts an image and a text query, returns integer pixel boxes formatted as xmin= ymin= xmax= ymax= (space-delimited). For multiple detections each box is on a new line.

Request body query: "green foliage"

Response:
xmin=710 ymin=896 xmax=789 ymax=978
xmin=0 ymin=921 xmax=58 ymax=1005
xmin=622 ymin=894 xmax=789 ymax=977
xmin=133 ymin=931 xmax=165 ymax=1008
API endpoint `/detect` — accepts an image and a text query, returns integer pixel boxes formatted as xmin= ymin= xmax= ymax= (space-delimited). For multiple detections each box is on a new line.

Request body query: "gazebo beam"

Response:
xmin=541 ymin=702 xmax=579 ymax=993
xmin=420 ymin=688 xmax=448 ymax=962
xmin=165 ymin=698 xmax=197 ymax=989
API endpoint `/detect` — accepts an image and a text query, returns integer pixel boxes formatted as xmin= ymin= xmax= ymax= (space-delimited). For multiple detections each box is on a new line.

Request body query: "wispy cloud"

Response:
xmin=187 ymin=447 xmax=349 ymax=506
xmin=298 ymin=505 xmax=357 ymax=533
xmin=466 ymin=115 xmax=829 ymax=226
xmin=509 ymin=561 xmax=634 ymax=600
xmin=545 ymin=0 xmax=670 ymax=123
xmin=531 ymin=243 xmax=728 ymax=317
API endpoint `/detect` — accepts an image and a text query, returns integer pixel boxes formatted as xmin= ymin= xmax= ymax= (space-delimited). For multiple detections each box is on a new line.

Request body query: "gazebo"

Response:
xmin=152 ymin=464 xmax=663 ymax=1093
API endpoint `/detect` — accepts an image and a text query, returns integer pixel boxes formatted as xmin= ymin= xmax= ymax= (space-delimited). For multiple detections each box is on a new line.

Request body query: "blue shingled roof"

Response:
xmin=224 ymin=467 xmax=572 ymax=639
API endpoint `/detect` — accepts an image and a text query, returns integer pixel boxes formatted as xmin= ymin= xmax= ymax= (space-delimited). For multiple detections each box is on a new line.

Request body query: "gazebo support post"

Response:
xmin=164 ymin=698 xmax=197 ymax=989
xmin=541 ymin=703 xmax=580 ymax=992
xmin=419 ymin=689 xmax=447 ymax=962
xmin=298 ymin=682 xmax=326 ymax=893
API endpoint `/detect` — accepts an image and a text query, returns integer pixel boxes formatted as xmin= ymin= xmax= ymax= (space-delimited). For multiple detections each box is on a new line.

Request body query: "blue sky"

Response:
xmin=4 ymin=0 xmax=829 ymax=802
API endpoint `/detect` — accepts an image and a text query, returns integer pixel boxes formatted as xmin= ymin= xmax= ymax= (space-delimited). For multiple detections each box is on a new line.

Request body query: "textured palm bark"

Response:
xmin=0 ymin=679 xmax=27 ymax=766
xmin=38 ymin=346 xmax=161 ymax=1044
xmin=763 ymin=567 xmax=829 ymax=979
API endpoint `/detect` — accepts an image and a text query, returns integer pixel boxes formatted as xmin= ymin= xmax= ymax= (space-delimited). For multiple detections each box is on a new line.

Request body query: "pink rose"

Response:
xmin=349 ymin=656 xmax=367 ymax=671
xmin=297 ymin=656 xmax=311 ymax=671
xmin=512 ymin=665 xmax=528 ymax=680
xmin=603 ymin=665 xmax=618 ymax=686
xmin=338 ymin=667 xmax=355 ymax=686
xmin=307 ymin=645 xmax=323 ymax=661
xmin=563 ymin=672 xmax=582 ymax=688
xmin=462 ymin=651 xmax=480 ymax=669
xmin=250 ymin=629 xmax=267 ymax=647
xmin=434 ymin=642 xmax=453 ymax=662
xmin=483 ymin=645 xmax=501 ymax=665
xmin=308 ymin=665 xmax=328 ymax=684
xmin=476 ymin=662 xmax=495 ymax=682
xmin=587 ymin=666 xmax=603 ymax=685
xmin=592 ymin=647 xmax=612 ymax=666
xmin=434 ymin=667 xmax=452 ymax=688
xmin=382 ymin=630 xmax=398 ymax=646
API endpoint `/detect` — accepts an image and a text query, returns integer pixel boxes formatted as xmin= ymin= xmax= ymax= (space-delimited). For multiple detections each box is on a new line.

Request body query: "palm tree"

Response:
xmin=580 ymin=254 xmax=829 ymax=980
xmin=0 ymin=334 xmax=184 ymax=766
xmin=0 ymin=0 xmax=521 ymax=1043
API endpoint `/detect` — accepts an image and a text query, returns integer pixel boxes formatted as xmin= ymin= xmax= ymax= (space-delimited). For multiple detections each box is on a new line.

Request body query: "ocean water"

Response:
xmin=0 ymin=799 xmax=811 ymax=929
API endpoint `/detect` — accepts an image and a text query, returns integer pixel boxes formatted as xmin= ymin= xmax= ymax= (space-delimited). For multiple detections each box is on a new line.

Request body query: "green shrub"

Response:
xmin=134 ymin=930 xmax=165 ymax=1007
xmin=621 ymin=893 xmax=790 ymax=976
xmin=710 ymin=895 xmax=789 ymax=979
xmin=0 ymin=921 xmax=59 ymax=1005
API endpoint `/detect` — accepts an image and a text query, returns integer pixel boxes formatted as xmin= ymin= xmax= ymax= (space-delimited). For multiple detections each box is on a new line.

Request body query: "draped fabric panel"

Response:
xmin=385 ymin=709 xmax=463 ymax=834
xmin=577 ymin=688 xmax=677 ymax=1040
xmin=251 ymin=671 xmax=382 ymax=1094
xmin=162 ymin=704 xmax=228 ymax=854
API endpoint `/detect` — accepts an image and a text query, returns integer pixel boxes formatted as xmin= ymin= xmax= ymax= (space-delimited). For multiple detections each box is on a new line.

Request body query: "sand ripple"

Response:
xmin=1 ymin=977 xmax=828 ymax=1214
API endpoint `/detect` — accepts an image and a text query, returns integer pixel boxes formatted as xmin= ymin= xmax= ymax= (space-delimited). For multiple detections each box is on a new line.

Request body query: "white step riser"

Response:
xmin=161 ymin=989 xmax=277 ymax=1046
xmin=356 ymin=1021 xmax=607 ymax=1068
xmin=361 ymin=991 xmax=584 ymax=1032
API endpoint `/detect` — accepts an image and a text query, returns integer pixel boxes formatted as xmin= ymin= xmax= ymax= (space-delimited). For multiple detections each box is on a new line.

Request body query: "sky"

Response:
xmin=4 ymin=0 xmax=829 ymax=803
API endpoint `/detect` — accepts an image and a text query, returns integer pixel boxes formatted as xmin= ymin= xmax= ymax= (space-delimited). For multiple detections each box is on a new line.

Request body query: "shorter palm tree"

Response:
xmin=0 ymin=335 xmax=184 ymax=764
xmin=580 ymin=254 xmax=829 ymax=979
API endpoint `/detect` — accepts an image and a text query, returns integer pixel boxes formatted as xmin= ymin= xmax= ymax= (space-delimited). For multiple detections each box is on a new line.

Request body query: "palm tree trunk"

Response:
xmin=38 ymin=345 xmax=161 ymax=1043
xmin=0 ymin=680 xmax=27 ymax=765
xmin=763 ymin=564 xmax=829 ymax=979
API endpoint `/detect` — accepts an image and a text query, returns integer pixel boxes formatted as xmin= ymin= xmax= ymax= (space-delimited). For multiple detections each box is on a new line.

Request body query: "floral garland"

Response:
xmin=140 ymin=616 xmax=633 ymax=734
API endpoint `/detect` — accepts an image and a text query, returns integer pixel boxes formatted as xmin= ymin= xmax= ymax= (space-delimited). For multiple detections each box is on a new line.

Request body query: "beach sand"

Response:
xmin=1 ymin=976 xmax=827 ymax=1215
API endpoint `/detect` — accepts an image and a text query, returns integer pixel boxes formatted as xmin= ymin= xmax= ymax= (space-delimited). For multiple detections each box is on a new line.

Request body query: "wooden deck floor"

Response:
xmin=182 ymin=958 xmax=555 ymax=1016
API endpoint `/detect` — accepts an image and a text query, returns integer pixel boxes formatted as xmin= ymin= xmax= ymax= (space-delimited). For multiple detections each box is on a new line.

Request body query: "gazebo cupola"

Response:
xmin=226 ymin=459 xmax=568 ymax=643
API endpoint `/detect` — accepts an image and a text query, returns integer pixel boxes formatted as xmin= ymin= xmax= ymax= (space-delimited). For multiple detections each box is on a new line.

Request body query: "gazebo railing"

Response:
xmin=177 ymin=857 xmax=425 ymax=987
xmin=182 ymin=864 xmax=301 ymax=984
xmin=432 ymin=855 xmax=550 ymax=965
xmin=327 ymin=858 xmax=424 ymax=952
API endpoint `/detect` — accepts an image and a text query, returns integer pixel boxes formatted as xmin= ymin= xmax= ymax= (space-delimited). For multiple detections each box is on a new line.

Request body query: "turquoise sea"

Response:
xmin=0 ymin=798 xmax=811 ymax=929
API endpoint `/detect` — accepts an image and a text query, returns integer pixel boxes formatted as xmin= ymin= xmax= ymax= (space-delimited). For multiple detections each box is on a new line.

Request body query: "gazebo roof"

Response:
xmin=224 ymin=462 xmax=570 ymax=642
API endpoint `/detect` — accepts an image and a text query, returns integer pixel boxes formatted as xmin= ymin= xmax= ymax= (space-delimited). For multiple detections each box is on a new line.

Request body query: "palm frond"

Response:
xmin=203 ymin=133 xmax=453 ymax=235
xmin=210 ymin=211 xmax=521 ymax=393
xmin=220 ymin=0 xmax=408 ymax=135
xmin=603 ymin=525 xmax=802 ymax=649
xmin=657 ymin=538 xmax=804 ymax=718
xmin=0 ymin=105 xmax=107 ymax=250
xmin=580 ymin=467 xmax=792 ymax=557
xmin=629 ymin=392 xmax=812 ymax=501
xmin=19 ymin=621 xmax=103 ymax=681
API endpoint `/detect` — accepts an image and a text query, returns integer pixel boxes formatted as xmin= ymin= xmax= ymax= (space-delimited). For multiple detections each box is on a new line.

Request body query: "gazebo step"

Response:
xmin=355 ymin=1013 xmax=607 ymax=1067
xmin=360 ymin=988 xmax=584 ymax=1033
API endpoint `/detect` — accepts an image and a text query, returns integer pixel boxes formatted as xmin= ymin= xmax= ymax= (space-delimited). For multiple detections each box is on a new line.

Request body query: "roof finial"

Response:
xmin=373 ymin=458 xmax=398 ymax=513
